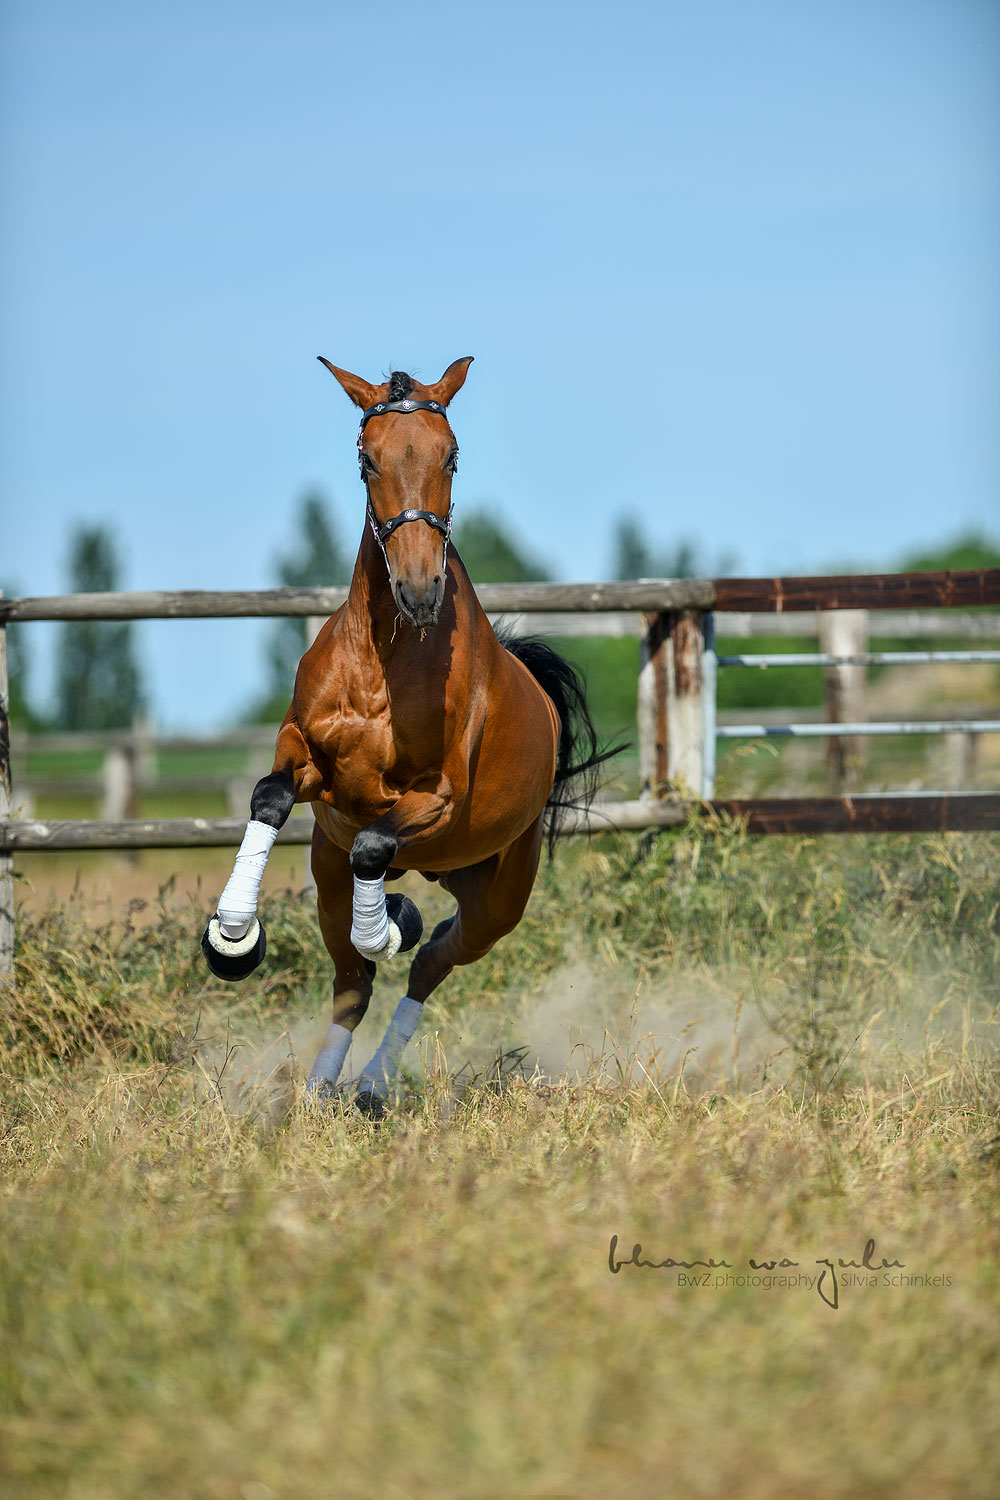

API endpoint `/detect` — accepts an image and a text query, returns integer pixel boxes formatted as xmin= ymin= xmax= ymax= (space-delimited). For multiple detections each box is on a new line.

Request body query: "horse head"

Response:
xmin=318 ymin=355 xmax=474 ymax=631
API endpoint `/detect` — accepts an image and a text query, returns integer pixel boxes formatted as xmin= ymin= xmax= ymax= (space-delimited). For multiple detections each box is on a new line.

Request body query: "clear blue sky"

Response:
xmin=3 ymin=0 xmax=998 ymax=728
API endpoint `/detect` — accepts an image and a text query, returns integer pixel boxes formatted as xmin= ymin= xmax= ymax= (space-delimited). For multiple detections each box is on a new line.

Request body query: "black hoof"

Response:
xmin=386 ymin=893 xmax=423 ymax=953
xmin=201 ymin=916 xmax=267 ymax=981
xmin=354 ymin=1089 xmax=386 ymax=1121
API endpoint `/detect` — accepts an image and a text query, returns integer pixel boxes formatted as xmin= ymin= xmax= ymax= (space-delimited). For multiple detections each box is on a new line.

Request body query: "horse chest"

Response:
xmin=323 ymin=715 xmax=441 ymax=809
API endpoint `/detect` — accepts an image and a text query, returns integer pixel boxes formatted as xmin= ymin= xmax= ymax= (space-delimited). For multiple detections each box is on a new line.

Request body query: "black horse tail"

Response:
xmin=500 ymin=631 xmax=627 ymax=855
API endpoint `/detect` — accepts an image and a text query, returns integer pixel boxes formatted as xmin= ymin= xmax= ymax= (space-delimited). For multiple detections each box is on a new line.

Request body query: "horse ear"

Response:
xmin=425 ymin=356 xmax=474 ymax=407
xmin=317 ymin=357 xmax=380 ymax=410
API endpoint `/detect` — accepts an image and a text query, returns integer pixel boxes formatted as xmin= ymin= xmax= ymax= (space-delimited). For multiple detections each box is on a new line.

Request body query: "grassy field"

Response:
xmin=2 ymin=825 xmax=999 ymax=1499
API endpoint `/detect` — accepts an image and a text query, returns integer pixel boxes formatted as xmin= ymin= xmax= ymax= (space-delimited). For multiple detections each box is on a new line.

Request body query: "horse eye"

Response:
xmin=360 ymin=453 xmax=376 ymax=475
xmin=446 ymin=450 xmax=459 ymax=473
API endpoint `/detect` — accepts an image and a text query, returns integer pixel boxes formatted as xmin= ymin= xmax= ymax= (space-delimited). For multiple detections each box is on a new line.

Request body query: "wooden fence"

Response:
xmin=2 ymin=569 xmax=999 ymax=979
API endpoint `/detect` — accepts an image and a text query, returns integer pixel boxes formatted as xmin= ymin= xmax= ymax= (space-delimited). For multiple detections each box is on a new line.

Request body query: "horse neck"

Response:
xmin=340 ymin=530 xmax=477 ymax=661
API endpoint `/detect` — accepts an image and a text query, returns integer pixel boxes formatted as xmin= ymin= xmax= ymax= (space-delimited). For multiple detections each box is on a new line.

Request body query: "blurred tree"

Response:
xmin=54 ymin=527 xmax=144 ymax=730
xmin=899 ymin=532 xmax=1000 ymax=573
xmin=248 ymin=492 xmax=351 ymax=722
xmin=611 ymin=515 xmax=699 ymax=580
xmin=0 ymin=582 xmax=46 ymax=730
xmin=452 ymin=509 xmax=551 ymax=582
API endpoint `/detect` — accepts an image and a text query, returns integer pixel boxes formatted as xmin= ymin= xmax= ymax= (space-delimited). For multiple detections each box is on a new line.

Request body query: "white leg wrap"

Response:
xmin=217 ymin=820 xmax=278 ymax=940
xmin=351 ymin=874 xmax=402 ymax=962
xmin=357 ymin=996 xmax=423 ymax=1100
xmin=305 ymin=1023 xmax=353 ymax=1095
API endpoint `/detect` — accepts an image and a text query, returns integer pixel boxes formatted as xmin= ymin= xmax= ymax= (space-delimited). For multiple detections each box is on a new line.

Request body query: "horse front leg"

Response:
xmin=348 ymin=819 xmax=424 ymax=963
xmin=200 ymin=768 xmax=297 ymax=980
xmin=201 ymin=721 xmax=321 ymax=981
xmin=303 ymin=826 xmax=377 ymax=1097
xmin=347 ymin=795 xmax=452 ymax=1116
xmin=306 ymin=818 xmax=425 ymax=1102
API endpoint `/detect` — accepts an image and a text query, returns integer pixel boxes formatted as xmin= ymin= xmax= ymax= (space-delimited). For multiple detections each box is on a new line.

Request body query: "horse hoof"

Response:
xmin=385 ymin=893 xmax=423 ymax=953
xmin=355 ymin=1089 xmax=386 ymax=1121
xmin=201 ymin=915 xmax=266 ymax=981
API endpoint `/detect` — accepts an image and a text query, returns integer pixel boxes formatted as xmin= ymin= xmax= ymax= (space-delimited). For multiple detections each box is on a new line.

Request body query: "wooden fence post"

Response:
xmin=133 ymin=713 xmax=156 ymax=789
xmin=944 ymin=730 xmax=979 ymax=789
xmin=666 ymin=608 xmax=705 ymax=796
xmin=101 ymin=744 xmax=133 ymax=821
xmin=0 ymin=596 xmax=14 ymax=986
xmin=638 ymin=608 xmax=705 ymax=799
xmin=638 ymin=612 xmax=669 ymax=799
xmin=819 ymin=609 xmax=868 ymax=791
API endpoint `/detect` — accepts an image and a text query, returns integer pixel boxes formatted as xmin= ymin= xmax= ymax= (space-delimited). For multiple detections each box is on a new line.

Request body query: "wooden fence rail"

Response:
xmin=2 ymin=568 xmax=997 ymax=623
xmin=4 ymin=794 xmax=997 ymax=853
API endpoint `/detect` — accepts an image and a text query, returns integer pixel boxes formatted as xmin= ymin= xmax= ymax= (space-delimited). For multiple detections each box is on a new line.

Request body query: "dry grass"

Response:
xmin=2 ymin=827 xmax=999 ymax=1499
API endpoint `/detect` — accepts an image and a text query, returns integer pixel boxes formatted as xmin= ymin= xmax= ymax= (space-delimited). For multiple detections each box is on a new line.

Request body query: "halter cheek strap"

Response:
xmin=357 ymin=397 xmax=457 ymax=572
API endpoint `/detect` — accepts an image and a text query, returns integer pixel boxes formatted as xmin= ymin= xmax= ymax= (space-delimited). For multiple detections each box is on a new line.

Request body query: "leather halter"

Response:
xmin=357 ymin=397 xmax=455 ymax=566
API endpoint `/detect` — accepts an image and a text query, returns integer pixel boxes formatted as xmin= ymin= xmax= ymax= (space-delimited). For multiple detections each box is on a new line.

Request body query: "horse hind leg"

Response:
xmin=354 ymin=818 xmax=545 ymax=1115
xmin=410 ymin=818 xmax=544 ymax=1004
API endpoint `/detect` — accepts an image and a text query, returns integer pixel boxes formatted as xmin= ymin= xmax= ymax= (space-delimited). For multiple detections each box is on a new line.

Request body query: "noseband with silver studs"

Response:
xmin=357 ymin=397 xmax=455 ymax=571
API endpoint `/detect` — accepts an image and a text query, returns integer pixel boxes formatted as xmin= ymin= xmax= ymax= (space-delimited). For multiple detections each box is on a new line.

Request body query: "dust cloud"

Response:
xmin=436 ymin=959 xmax=787 ymax=1090
xmin=190 ymin=958 xmax=788 ymax=1119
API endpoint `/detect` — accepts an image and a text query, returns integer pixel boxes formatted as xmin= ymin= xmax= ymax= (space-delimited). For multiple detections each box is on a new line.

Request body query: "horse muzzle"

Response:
xmin=393 ymin=574 xmax=445 ymax=631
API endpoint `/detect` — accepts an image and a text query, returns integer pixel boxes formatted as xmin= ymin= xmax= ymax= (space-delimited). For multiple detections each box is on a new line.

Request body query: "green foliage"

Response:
xmin=613 ymin=515 xmax=700 ymax=579
xmin=715 ymin=635 xmax=825 ymax=709
xmin=54 ymin=527 xmax=144 ymax=730
xmin=452 ymin=508 xmax=551 ymax=582
xmin=549 ymin=635 xmax=639 ymax=747
xmin=580 ymin=823 xmax=1000 ymax=1019
xmin=899 ymin=531 xmax=1000 ymax=574
xmin=872 ymin=532 xmax=1000 ymax=679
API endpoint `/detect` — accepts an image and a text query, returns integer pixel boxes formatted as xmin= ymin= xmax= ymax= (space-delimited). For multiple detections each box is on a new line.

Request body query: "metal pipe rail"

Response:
xmin=717 ymin=650 xmax=1000 ymax=668
xmin=715 ymin=720 xmax=1000 ymax=740
xmin=699 ymin=620 xmax=1000 ymax=797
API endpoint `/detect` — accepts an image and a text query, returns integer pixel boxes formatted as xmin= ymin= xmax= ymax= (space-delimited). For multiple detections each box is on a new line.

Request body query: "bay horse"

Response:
xmin=202 ymin=356 xmax=611 ymax=1115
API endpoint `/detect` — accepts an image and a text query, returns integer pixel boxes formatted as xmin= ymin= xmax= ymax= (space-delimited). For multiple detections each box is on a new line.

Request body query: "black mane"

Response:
xmin=387 ymin=371 xmax=415 ymax=401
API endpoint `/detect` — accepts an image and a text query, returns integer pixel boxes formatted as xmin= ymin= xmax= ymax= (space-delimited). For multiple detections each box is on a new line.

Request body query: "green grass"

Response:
xmin=2 ymin=829 xmax=999 ymax=1498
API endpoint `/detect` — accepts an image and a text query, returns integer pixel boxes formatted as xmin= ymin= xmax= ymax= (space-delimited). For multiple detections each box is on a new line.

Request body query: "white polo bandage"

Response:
xmin=217 ymin=820 xmax=279 ymax=940
xmin=357 ymin=996 xmax=423 ymax=1100
xmin=351 ymin=874 xmax=402 ymax=962
xmin=305 ymin=1023 xmax=353 ymax=1095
